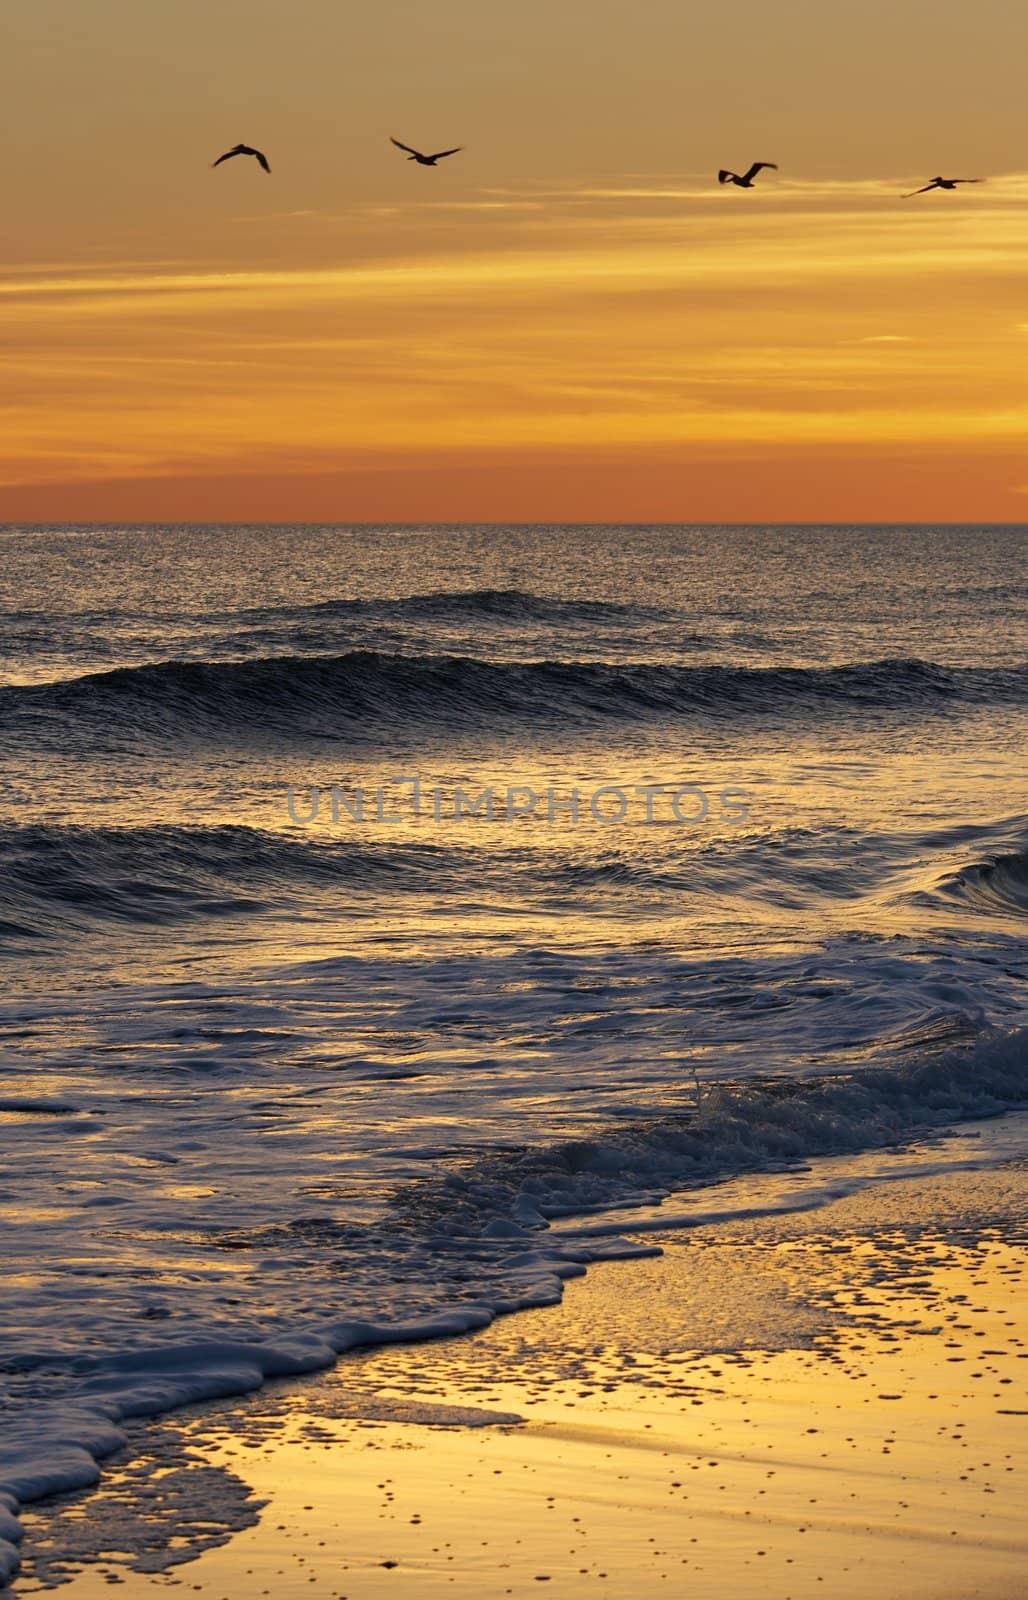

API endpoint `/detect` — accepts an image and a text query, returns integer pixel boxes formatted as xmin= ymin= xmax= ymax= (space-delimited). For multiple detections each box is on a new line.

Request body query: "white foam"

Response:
xmin=3 ymin=1104 xmax=1027 ymax=1579
xmin=1 ymin=947 xmax=1027 ymax=1580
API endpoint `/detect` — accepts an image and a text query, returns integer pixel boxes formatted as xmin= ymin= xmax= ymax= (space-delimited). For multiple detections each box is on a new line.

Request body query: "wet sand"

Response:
xmin=11 ymin=1165 xmax=1028 ymax=1600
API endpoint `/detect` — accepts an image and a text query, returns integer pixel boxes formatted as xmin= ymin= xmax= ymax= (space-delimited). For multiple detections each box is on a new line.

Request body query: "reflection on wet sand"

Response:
xmin=15 ymin=1165 xmax=1027 ymax=1599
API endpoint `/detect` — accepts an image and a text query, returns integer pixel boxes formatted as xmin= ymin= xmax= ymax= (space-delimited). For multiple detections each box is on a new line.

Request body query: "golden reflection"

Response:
xmin=3 ymin=177 xmax=1028 ymax=515
xmin=20 ymin=1192 xmax=1028 ymax=1599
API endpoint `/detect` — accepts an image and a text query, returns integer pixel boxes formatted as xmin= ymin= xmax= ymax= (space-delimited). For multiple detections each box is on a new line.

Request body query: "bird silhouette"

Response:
xmin=212 ymin=144 xmax=271 ymax=174
xmin=718 ymin=162 xmax=778 ymax=189
xmin=390 ymin=138 xmax=463 ymax=167
xmin=902 ymin=175 xmax=983 ymax=197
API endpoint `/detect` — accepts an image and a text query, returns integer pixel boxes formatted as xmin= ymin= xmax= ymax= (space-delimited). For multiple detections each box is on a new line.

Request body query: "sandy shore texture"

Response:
xmin=8 ymin=1163 xmax=1028 ymax=1600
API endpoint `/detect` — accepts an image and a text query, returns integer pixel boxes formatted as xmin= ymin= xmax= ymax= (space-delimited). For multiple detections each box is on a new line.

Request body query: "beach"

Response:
xmin=5 ymin=0 xmax=1028 ymax=1580
xmin=9 ymin=1156 xmax=1027 ymax=1599
xmin=2 ymin=522 xmax=1027 ymax=1589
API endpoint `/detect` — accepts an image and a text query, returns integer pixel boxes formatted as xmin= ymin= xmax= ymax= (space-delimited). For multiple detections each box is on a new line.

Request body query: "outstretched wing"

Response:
xmin=428 ymin=147 xmax=463 ymax=161
xmin=954 ymin=177 xmax=983 ymax=185
xmin=717 ymin=169 xmax=735 ymax=184
xmin=211 ymin=148 xmax=242 ymax=167
xmin=741 ymin=161 xmax=777 ymax=183
xmin=254 ymin=149 xmax=271 ymax=173
xmin=902 ymin=182 xmax=937 ymax=196
xmin=391 ymin=137 xmax=421 ymax=157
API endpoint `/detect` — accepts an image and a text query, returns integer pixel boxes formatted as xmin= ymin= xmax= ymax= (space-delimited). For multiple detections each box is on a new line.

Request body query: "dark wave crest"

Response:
xmin=5 ymin=815 xmax=1028 ymax=943
xmin=0 ymin=822 xmax=452 ymax=939
xmin=4 ymin=653 xmax=1026 ymax=747
xmin=236 ymin=588 xmax=670 ymax=627
xmin=934 ymin=845 xmax=1028 ymax=920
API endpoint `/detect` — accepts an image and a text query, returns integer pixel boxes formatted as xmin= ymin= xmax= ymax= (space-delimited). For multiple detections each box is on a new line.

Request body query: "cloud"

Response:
xmin=4 ymin=168 xmax=1028 ymax=491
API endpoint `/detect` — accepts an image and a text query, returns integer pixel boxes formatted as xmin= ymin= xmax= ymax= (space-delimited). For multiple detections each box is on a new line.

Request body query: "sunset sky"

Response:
xmin=4 ymin=0 xmax=1028 ymax=521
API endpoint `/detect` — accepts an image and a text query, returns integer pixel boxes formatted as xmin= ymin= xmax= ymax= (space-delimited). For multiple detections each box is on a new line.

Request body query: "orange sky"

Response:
xmin=3 ymin=0 xmax=1028 ymax=521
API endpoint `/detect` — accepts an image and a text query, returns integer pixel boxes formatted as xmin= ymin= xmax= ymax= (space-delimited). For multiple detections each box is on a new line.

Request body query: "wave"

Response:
xmin=1 ymin=1020 xmax=1027 ymax=1577
xmin=933 ymin=845 xmax=1028 ymax=920
xmin=4 ymin=817 xmax=1023 ymax=942
xmin=4 ymin=653 xmax=1026 ymax=746
xmin=0 ymin=820 xmax=879 ymax=939
xmin=0 ymin=590 xmax=666 ymax=644
xmin=0 ymin=822 xmax=454 ymax=939
xmin=0 ymin=591 xmax=704 ymax=689
xmin=234 ymin=587 xmax=671 ymax=627
xmin=391 ymin=1021 xmax=1028 ymax=1232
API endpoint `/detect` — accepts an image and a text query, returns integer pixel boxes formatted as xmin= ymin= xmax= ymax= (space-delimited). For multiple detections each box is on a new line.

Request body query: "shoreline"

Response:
xmin=5 ymin=1087 xmax=1028 ymax=1582
xmin=9 ymin=1159 xmax=1028 ymax=1599
xmin=3 ymin=1110 xmax=1027 ymax=1576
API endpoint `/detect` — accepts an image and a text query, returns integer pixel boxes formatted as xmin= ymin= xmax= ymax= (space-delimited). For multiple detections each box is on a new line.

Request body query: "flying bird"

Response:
xmin=902 ymin=175 xmax=983 ymax=197
xmin=718 ymin=162 xmax=778 ymax=189
xmin=390 ymin=138 xmax=463 ymax=167
xmin=211 ymin=144 xmax=271 ymax=174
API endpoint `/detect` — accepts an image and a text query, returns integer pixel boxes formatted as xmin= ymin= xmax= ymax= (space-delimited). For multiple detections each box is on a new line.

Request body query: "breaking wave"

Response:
xmin=1 ymin=1019 xmax=1026 ymax=1575
xmin=4 ymin=653 xmax=1026 ymax=746
xmin=933 ymin=845 xmax=1028 ymax=920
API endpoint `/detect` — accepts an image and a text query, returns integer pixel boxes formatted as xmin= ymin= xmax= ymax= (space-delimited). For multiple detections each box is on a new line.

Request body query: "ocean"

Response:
xmin=1 ymin=523 xmax=1027 ymax=1566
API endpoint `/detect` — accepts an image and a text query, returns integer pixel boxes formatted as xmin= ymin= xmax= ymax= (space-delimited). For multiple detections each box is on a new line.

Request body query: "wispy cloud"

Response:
xmin=4 ymin=169 xmax=1028 ymax=492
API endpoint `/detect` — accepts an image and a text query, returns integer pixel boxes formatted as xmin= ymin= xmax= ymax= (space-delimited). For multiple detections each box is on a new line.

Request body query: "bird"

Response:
xmin=390 ymin=137 xmax=463 ymax=167
xmin=211 ymin=143 xmax=271 ymax=174
xmin=718 ymin=162 xmax=778 ymax=189
xmin=902 ymin=175 xmax=983 ymax=197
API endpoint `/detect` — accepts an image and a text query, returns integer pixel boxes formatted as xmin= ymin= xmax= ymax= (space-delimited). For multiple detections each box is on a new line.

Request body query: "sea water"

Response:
xmin=1 ymin=522 xmax=1026 ymax=1575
